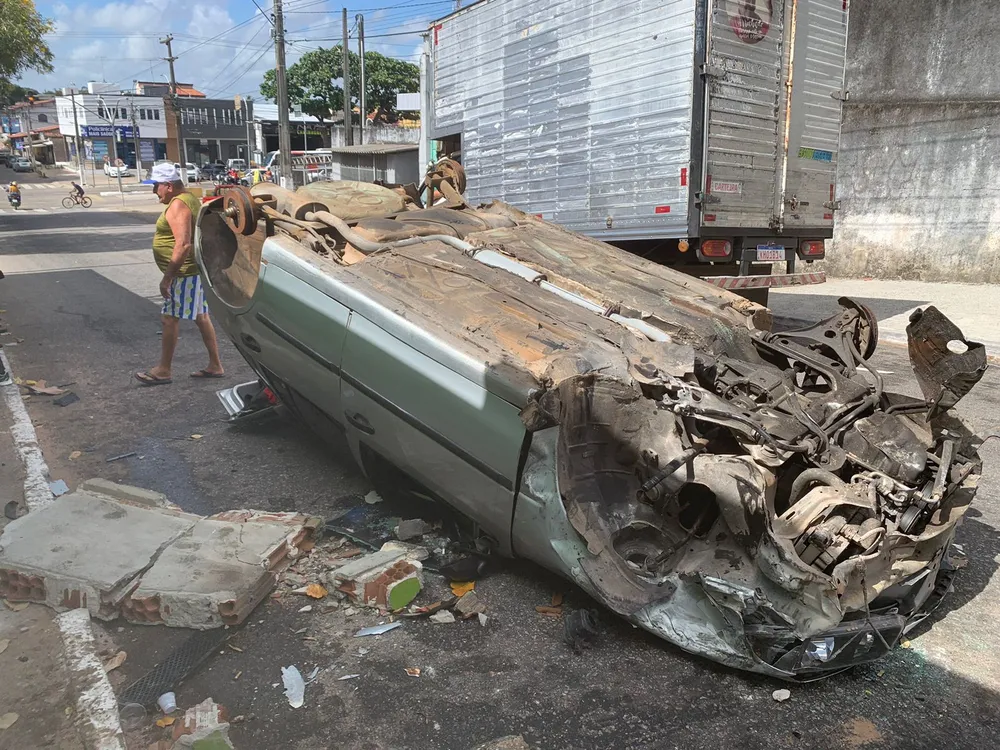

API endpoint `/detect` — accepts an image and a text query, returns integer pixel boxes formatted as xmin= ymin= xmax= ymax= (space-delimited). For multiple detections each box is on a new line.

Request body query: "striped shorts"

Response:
xmin=161 ymin=274 xmax=210 ymax=320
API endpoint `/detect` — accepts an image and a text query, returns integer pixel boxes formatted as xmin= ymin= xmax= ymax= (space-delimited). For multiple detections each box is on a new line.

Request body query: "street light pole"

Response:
xmin=98 ymin=95 xmax=126 ymax=206
xmin=357 ymin=13 xmax=366 ymax=145
xmin=69 ymin=87 xmax=85 ymax=187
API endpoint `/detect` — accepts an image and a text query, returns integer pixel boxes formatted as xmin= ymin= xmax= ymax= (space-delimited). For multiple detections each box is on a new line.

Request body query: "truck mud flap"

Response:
xmin=700 ymin=272 xmax=826 ymax=290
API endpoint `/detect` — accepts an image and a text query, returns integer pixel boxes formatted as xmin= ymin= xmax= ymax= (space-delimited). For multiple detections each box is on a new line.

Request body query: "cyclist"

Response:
xmin=70 ymin=181 xmax=85 ymax=203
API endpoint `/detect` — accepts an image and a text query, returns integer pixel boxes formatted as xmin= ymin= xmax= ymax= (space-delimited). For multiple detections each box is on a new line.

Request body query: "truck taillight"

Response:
xmin=799 ymin=240 xmax=826 ymax=258
xmin=700 ymin=240 xmax=732 ymax=258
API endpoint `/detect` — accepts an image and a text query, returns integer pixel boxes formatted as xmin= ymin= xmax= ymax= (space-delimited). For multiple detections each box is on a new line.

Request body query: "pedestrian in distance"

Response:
xmin=135 ymin=162 xmax=224 ymax=386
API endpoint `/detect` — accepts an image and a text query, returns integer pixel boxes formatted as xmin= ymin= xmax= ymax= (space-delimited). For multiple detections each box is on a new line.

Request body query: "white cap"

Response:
xmin=150 ymin=162 xmax=181 ymax=183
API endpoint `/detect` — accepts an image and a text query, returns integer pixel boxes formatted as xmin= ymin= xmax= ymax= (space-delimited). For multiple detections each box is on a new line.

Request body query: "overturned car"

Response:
xmin=194 ymin=178 xmax=987 ymax=679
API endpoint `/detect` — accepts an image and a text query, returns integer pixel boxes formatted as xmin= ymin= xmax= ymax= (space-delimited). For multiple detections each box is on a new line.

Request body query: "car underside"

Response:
xmin=195 ymin=175 xmax=988 ymax=679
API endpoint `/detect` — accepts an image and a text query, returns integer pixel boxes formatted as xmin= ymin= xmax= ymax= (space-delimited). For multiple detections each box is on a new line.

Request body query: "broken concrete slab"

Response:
xmin=125 ymin=512 xmax=314 ymax=629
xmin=394 ymin=519 xmax=430 ymax=541
xmin=0 ymin=482 xmax=198 ymax=618
xmin=0 ymin=481 xmax=320 ymax=628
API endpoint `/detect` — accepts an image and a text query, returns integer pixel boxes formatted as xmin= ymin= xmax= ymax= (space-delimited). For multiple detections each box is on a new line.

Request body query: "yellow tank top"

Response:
xmin=152 ymin=192 xmax=201 ymax=276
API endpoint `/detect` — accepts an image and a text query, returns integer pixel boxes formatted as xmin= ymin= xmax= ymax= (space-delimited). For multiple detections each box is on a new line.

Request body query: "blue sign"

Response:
xmin=81 ymin=125 xmax=137 ymax=139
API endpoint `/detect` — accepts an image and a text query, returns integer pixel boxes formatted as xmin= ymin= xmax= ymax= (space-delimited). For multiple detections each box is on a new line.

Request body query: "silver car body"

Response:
xmin=195 ymin=182 xmax=985 ymax=678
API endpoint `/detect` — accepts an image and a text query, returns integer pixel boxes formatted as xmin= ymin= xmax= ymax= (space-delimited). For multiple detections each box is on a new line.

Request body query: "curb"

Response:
xmin=0 ymin=349 xmax=127 ymax=749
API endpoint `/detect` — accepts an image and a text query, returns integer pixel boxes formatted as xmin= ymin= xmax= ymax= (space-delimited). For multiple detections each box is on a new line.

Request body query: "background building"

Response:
xmin=165 ymin=97 xmax=254 ymax=165
xmin=8 ymin=98 xmax=68 ymax=164
xmin=56 ymin=82 xmax=168 ymax=173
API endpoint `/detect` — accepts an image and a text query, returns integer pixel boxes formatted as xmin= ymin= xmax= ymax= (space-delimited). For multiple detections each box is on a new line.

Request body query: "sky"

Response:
xmin=18 ymin=0 xmax=460 ymax=99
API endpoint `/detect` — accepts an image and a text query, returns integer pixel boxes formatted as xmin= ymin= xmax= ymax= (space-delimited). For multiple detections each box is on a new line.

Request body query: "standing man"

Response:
xmin=135 ymin=162 xmax=224 ymax=385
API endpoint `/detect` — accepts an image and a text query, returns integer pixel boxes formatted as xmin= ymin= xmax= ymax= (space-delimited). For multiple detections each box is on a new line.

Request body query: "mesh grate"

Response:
xmin=119 ymin=628 xmax=231 ymax=707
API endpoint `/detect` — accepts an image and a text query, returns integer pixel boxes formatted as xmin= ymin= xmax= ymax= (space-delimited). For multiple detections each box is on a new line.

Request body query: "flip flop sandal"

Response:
xmin=190 ymin=370 xmax=225 ymax=379
xmin=135 ymin=371 xmax=173 ymax=386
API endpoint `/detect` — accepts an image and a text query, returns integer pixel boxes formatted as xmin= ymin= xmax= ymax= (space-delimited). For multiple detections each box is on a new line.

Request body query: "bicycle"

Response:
xmin=61 ymin=192 xmax=92 ymax=208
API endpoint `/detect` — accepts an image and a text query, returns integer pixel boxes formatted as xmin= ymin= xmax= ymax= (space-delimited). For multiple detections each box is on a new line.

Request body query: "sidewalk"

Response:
xmin=770 ymin=278 xmax=1000 ymax=361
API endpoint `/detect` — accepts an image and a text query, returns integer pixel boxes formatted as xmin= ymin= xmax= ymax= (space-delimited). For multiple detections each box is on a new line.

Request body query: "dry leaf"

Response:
xmin=226 ymin=643 xmax=243 ymax=653
xmin=0 ymin=639 xmax=8 ymax=655
xmin=0 ymin=713 xmax=18 ymax=730
xmin=551 ymin=592 xmax=564 ymax=607
xmin=305 ymin=584 xmax=328 ymax=599
xmin=3 ymin=600 xmax=28 ymax=612
xmin=69 ymin=451 xmax=82 ymax=460
xmin=103 ymin=650 xmax=127 ymax=672
xmin=154 ymin=716 xmax=176 ymax=728
xmin=405 ymin=667 xmax=421 ymax=677
xmin=190 ymin=434 xmax=203 ymax=440
xmin=450 ymin=581 xmax=475 ymax=597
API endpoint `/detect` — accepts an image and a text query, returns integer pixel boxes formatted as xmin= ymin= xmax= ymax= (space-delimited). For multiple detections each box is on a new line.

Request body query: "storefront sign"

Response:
xmin=91 ymin=140 xmax=109 ymax=162
xmin=81 ymin=125 xmax=137 ymax=139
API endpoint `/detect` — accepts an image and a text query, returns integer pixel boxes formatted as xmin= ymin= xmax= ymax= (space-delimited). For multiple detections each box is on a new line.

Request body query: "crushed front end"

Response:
xmin=523 ymin=299 xmax=986 ymax=679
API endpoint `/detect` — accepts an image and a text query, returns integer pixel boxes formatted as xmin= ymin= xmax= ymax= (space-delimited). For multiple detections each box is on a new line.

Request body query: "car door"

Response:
xmin=340 ymin=312 xmax=526 ymax=553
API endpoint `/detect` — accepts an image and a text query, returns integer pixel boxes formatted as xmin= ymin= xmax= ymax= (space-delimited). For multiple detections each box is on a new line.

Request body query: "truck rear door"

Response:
xmin=700 ymin=0 xmax=788 ymax=230
xmin=780 ymin=0 xmax=849 ymax=229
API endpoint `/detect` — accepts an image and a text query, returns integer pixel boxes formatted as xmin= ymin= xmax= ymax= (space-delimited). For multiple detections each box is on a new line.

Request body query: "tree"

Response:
xmin=0 ymin=83 xmax=39 ymax=109
xmin=260 ymin=46 xmax=419 ymax=125
xmin=0 ymin=0 xmax=54 ymax=81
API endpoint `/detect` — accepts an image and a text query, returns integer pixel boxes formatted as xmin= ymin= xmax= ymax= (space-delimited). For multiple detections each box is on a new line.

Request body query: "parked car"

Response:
xmin=195 ymin=179 xmax=987 ymax=680
xmin=182 ymin=163 xmax=202 ymax=182
xmin=104 ymin=162 xmax=131 ymax=178
xmin=13 ymin=158 xmax=32 ymax=173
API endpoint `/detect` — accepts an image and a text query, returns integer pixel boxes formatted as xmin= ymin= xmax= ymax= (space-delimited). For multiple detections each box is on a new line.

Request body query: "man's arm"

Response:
xmin=162 ymin=199 xmax=193 ymax=277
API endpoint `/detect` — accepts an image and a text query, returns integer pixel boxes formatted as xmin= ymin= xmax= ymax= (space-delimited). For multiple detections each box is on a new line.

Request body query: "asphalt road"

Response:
xmin=1 ymin=200 xmax=999 ymax=749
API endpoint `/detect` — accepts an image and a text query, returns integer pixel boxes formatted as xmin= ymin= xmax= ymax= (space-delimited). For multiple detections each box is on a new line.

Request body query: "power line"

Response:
xmin=249 ymin=0 xmax=276 ymax=27
xmin=206 ymin=43 xmax=272 ymax=97
xmin=200 ymin=23 xmax=268 ymax=92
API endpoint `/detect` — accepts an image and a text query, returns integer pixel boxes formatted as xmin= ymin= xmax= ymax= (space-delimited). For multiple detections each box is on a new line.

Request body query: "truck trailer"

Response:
xmin=423 ymin=0 xmax=850 ymax=300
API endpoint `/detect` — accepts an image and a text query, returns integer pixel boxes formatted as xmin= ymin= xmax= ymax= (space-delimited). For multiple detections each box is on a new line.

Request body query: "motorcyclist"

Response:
xmin=5 ymin=182 xmax=20 ymax=205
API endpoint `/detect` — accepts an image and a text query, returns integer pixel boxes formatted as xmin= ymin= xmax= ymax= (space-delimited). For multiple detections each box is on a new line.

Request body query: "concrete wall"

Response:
xmin=829 ymin=0 xmax=1000 ymax=283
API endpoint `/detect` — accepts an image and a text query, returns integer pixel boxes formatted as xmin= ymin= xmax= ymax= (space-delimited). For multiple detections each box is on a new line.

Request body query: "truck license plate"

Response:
xmin=756 ymin=245 xmax=786 ymax=262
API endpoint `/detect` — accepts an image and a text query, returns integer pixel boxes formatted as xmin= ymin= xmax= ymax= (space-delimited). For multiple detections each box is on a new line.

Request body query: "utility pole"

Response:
xmin=342 ymin=8 xmax=352 ymax=146
xmin=69 ymin=88 xmax=85 ymax=186
xmin=129 ymin=99 xmax=142 ymax=183
xmin=357 ymin=13 xmax=366 ymax=145
xmin=160 ymin=34 xmax=187 ymax=182
xmin=273 ymin=0 xmax=293 ymax=189
xmin=24 ymin=99 xmax=37 ymax=171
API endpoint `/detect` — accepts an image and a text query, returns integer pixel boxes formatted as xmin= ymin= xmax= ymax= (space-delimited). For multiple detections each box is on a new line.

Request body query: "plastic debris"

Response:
xmin=429 ymin=610 xmax=456 ymax=625
xmin=172 ymin=698 xmax=232 ymax=749
xmin=478 ymin=613 xmax=488 ymax=627
xmin=282 ymin=665 xmax=306 ymax=708
xmin=355 ymin=622 xmax=402 ymax=637
xmin=298 ymin=605 xmax=313 ymax=613
xmin=306 ymin=666 xmax=320 ymax=681
xmin=0 ymin=713 xmax=17 ymax=730
xmin=49 ymin=479 xmax=69 ymax=497
xmin=450 ymin=581 xmax=475 ymax=597
xmin=772 ymin=689 xmax=791 ymax=702
xmin=190 ymin=434 xmax=203 ymax=440
xmin=118 ymin=703 xmax=146 ymax=730
xmin=103 ymin=650 xmax=127 ymax=673
xmin=157 ymin=692 xmax=177 ymax=713
xmin=155 ymin=716 xmax=176 ymax=728
xmin=106 ymin=451 xmax=137 ymax=463
xmin=455 ymin=590 xmax=486 ymax=618
xmin=364 ymin=491 xmax=383 ymax=505
xmin=438 ymin=555 xmax=489 ymax=581
xmin=53 ymin=392 xmax=80 ymax=407
xmin=405 ymin=667 xmax=421 ymax=677
xmin=338 ymin=674 xmax=360 ymax=681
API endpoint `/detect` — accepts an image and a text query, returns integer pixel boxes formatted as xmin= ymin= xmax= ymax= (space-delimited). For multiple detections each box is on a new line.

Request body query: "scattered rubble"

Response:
xmin=329 ymin=543 xmax=424 ymax=611
xmin=564 ymin=609 xmax=599 ymax=653
xmin=0 ymin=713 xmax=18 ymax=730
xmin=455 ymin=590 xmax=486 ymax=618
xmin=474 ymin=736 xmax=531 ymax=750
xmin=103 ymin=650 xmax=127 ymax=672
xmin=772 ymin=689 xmax=791 ymax=702
xmin=0 ymin=479 xmax=320 ymax=628
xmin=429 ymin=610 xmax=456 ymax=625
xmin=395 ymin=519 xmax=430 ymax=541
